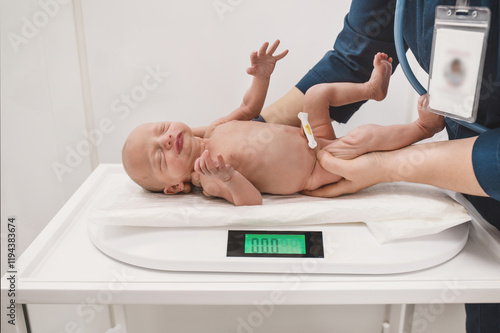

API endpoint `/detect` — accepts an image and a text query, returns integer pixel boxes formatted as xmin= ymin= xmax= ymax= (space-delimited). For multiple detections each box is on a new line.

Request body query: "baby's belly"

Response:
xmin=252 ymin=136 xmax=343 ymax=193
xmin=212 ymin=121 xmax=341 ymax=194
xmin=213 ymin=122 xmax=317 ymax=194
xmin=251 ymin=165 xmax=313 ymax=195
xmin=245 ymin=143 xmax=317 ymax=194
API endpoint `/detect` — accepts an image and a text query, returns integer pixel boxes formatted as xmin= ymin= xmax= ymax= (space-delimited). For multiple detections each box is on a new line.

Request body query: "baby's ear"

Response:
xmin=164 ymin=184 xmax=184 ymax=195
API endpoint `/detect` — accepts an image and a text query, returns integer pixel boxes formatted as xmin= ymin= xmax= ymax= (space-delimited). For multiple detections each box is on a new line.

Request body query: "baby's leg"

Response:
xmin=303 ymin=53 xmax=392 ymax=141
xmin=309 ymin=52 xmax=393 ymax=107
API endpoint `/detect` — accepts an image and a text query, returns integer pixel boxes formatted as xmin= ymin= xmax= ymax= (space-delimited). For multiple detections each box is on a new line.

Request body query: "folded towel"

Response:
xmin=87 ymin=173 xmax=470 ymax=243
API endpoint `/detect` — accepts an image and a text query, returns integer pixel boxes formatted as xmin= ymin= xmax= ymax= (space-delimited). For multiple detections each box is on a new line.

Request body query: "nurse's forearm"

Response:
xmin=260 ymin=87 xmax=305 ymax=127
xmin=382 ymin=137 xmax=488 ymax=196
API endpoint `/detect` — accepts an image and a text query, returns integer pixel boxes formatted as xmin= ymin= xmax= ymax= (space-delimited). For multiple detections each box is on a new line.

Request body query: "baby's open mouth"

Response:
xmin=175 ymin=132 xmax=183 ymax=154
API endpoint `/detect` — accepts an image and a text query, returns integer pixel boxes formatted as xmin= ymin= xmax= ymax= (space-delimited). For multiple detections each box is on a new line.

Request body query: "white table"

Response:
xmin=2 ymin=164 xmax=500 ymax=333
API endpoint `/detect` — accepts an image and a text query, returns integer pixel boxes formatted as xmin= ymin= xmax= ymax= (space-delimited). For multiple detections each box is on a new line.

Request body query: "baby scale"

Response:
xmin=89 ymin=222 xmax=469 ymax=275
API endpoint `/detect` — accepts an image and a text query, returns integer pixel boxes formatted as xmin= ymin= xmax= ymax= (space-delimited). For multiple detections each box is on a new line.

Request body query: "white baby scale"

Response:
xmin=89 ymin=223 xmax=469 ymax=274
xmin=87 ymin=166 xmax=470 ymax=275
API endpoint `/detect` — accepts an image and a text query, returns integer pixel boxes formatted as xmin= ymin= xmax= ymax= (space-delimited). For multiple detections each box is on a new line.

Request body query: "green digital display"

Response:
xmin=244 ymin=234 xmax=306 ymax=255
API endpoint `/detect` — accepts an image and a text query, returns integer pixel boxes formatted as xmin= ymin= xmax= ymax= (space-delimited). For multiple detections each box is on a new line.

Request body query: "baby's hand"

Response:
xmin=246 ymin=40 xmax=288 ymax=80
xmin=194 ymin=150 xmax=234 ymax=182
xmin=322 ymin=124 xmax=382 ymax=160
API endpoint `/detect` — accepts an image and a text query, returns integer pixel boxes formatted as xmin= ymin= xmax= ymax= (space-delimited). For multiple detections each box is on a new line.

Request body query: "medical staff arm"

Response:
xmin=194 ymin=150 xmax=262 ymax=206
xmin=303 ymin=135 xmax=494 ymax=199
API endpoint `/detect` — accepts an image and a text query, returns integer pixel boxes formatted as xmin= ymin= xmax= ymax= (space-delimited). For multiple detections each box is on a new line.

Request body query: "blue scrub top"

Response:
xmin=296 ymin=0 xmax=500 ymax=227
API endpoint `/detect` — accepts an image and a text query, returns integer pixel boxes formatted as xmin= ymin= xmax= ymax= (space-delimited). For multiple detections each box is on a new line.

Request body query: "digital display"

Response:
xmin=226 ymin=230 xmax=324 ymax=258
xmin=244 ymin=234 xmax=306 ymax=254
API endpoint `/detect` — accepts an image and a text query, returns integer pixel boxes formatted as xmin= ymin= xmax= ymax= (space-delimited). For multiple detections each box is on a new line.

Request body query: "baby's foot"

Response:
xmin=366 ymin=52 xmax=393 ymax=101
xmin=417 ymin=94 xmax=428 ymax=112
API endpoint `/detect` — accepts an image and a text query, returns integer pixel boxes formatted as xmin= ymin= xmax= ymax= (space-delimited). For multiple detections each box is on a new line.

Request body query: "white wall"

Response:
xmin=80 ymin=0 xmax=419 ymax=165
xmin=1 ymin=0 xmax=91 ymax=273
xmin=1 ymin=0 xmax=457 ymax=332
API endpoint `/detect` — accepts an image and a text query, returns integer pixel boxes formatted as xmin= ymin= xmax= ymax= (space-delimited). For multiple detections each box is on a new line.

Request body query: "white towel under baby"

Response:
xmin=87 ymin=173 xmax=470 ymax=243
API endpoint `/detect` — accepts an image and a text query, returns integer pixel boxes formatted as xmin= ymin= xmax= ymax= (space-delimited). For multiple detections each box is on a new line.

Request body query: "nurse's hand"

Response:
xmin=304 ymin=137 xmax=489 ymax=198
xmin=322 ymin=124 xmax=383 ymax=160
xmin=301 ymin=150 xmax=387 ymax=197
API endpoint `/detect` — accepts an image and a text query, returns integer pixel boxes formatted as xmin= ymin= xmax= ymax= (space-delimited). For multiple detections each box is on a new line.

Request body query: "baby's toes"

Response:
xmin=375 ymin=53 xmax=391 ymax=66
xmin=417 ymin=94 xmax=428 ymax=110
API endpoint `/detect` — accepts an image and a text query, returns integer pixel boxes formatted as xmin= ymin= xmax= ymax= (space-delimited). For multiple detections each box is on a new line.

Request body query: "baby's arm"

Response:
xmin=205 ymin=41 xmax=288 ymax=136
xmin=324 ymin=95 xmax=445 ymax=159
xmin=194 ymin=150 xmax=262 ymax=206
xmin=229 ymin=40 xmax=288 ymax=121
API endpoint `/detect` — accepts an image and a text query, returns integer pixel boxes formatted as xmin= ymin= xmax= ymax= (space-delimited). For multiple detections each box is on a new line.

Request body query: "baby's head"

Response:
xmin=122 ymin=121 xmax=201 ymax=194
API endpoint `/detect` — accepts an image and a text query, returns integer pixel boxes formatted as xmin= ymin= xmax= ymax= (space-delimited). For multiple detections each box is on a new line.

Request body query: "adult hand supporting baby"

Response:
xmin=301 ymin=150 xmax=384 ymax=198
xmin=303 ymin=137 xmax=489 ymax=198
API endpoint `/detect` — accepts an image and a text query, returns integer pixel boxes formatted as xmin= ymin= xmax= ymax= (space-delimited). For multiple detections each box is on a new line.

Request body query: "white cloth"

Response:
xmin=88 ymin=173 xmax=470 ymax=243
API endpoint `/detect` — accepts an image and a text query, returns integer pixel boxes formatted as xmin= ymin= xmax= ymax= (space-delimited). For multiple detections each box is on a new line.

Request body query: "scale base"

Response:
xmin=88 ymin=223 xmax=469 ymax=274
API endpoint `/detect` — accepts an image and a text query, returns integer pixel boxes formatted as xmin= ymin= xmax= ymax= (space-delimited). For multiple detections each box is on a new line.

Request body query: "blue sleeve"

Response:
xmin=296 ymin=0 xmax=401 ymax=123
xmin=472 ymin=128 xmax=500 ymax=201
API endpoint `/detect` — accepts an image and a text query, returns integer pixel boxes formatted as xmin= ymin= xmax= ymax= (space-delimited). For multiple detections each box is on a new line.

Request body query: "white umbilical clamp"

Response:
xmin=298 ymin=112 xmax=317 ymax=149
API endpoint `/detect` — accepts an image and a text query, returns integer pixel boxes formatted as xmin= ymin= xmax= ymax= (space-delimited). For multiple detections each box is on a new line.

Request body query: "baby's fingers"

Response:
xmin=196 ymin=151 xmax=213 ymax=175
xmin=195 ymin=155 xmax=209 ymax=175
xmin=216 ymin=154 xmax=226 ymax=171
xmin=191 ymin=171 xmax=201 ymax=187
xmin=194 ymin=157 xmax=202 ymax=173
xmin=258 ymin=42 xmax=269 ymax=56
xmin=268 ymin=40 xmax=288 ymax=60
xmin=418 ymin=94 xmax=429 ymax=110
xmin=246 ymin=66 xmax=257 ymax=76
xmin=203 ymin=150 xmax=218 ymax=174
xmin=249 ymin=50 xmax=258 ymax=63
xmin=216 ymin=154 xmax=234 ymax=181
xmin=274 ymin=49 xmax=289 ymax=61
xmin=267 ymin=40 xmax=280 ymax=55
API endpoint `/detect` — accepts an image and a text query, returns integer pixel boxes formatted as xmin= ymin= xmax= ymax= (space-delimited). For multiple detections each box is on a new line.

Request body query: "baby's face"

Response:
xmin=122 ymin=121 xmax=201 ymax=194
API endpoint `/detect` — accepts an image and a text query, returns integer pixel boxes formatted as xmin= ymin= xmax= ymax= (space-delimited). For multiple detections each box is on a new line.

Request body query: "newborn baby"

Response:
xmin=122 ymin=117 xmax=342 ymax=206
xmin=122 ymin=41 xmax=444 ymax=205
